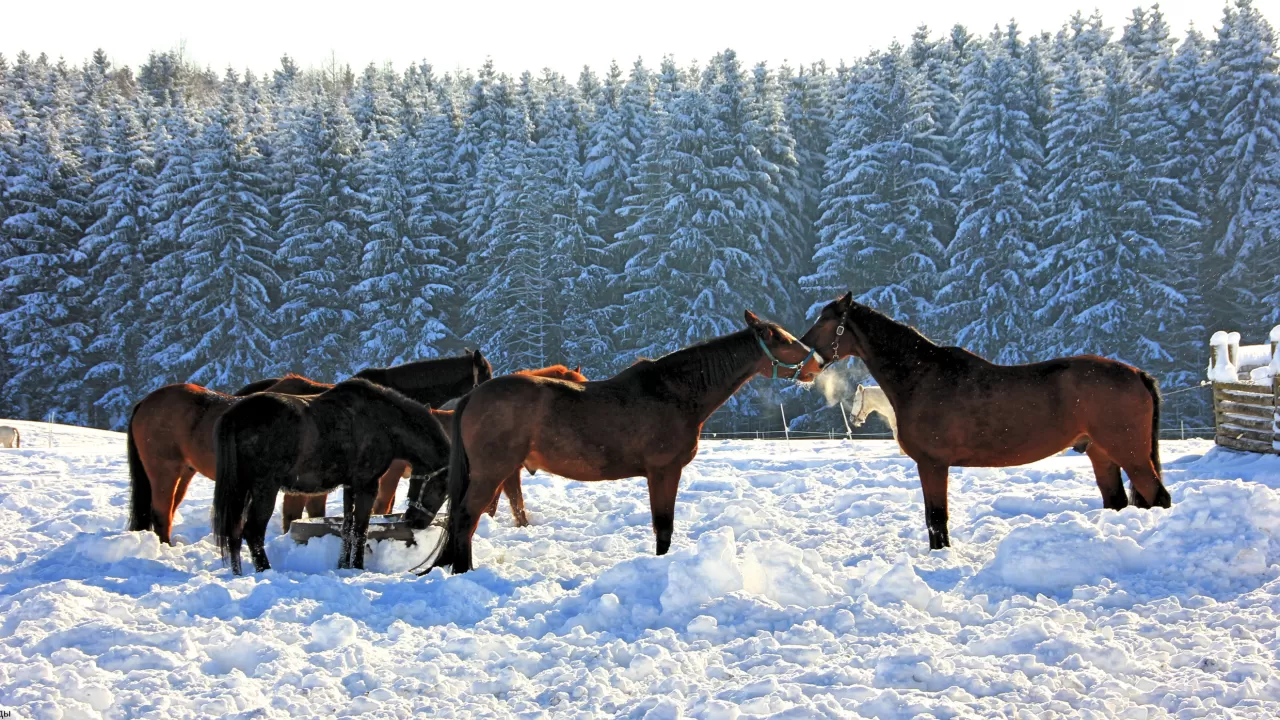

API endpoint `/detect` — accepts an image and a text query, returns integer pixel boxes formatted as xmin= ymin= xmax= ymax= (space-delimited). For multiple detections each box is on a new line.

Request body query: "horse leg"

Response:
xmin=1121 ymin=460 xmax=1171 ymax=510
xmin=147 ymin=461 xmax=184 ymax=546
xmin=162 ymin=466 xmax=197 ymax=543
xmin=172 ymin=466 xmax=197 ymax=510
xmin=1086 ymin=443 xmax=1128 ymax=510
xmin=339 ymin=489 xmax=356 ymax=570
xmin=373 ymin=461 xmax=406 ymax=515
xmin=347 ymin=489 xmax=376 ymax=571
xmin=917 ymin=462 xmax=951 ymax=550
xmin=502 ymin=471 xmax=529 ymax=527
xmin=449 ymin=467 xmax=510 ymax=573
xmin=280 ymin=493 xmax=307 ymax=533
xmin=243 ymin=487 xmax=277 ymax=573
xmin=305 ymin=493 xmax=328 ymax=520
xmin=645 ymin=467 xmax=682 ymax=556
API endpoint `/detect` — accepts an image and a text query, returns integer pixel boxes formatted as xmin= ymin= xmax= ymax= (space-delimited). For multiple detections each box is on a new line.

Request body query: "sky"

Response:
xmin=2 ymin=0 xmax=1275 ymax=78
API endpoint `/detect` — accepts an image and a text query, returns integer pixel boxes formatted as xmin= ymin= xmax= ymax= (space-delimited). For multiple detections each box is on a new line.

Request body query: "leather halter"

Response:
xmin=756 ymin=334 xmax=822 ymax=381
xmin=406 ymin=466 xmax=448 ymax=515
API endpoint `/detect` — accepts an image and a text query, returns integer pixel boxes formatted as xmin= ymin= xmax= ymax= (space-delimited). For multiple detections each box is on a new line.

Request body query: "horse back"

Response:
xmin=462 ymin=373 xmax=695 ymax=480
xmin=899 ymin=352 xmax=1154 ymax=466
xmin=221 ymin=392 xmax=311 ymax=477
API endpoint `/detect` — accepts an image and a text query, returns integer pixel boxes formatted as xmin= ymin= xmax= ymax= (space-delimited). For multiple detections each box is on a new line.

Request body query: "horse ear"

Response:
xmin=574 ymin=365 xmax=581 ymax=373
xmin=473 ymin=349 xmax=485 ymax=365
xmin=837 ymin=291 xmax=853 ymax=309
xmin=744 ymin=309 xmax=763 ymax=327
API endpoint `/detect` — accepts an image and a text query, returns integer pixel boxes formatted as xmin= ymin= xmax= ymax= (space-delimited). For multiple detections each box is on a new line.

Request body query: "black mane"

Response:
xmin=354 ymin=352 xmax=485 ymax=408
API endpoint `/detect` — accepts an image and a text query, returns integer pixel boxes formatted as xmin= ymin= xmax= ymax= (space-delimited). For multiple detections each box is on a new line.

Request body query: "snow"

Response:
xmin=4 ymin=422 xmax=1280 ymax=718
xmin=1209 ymin=330 xmax=1239 ymax=383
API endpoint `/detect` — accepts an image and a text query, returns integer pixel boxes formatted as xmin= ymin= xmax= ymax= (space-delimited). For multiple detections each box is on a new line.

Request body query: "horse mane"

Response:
xmin=627 ymin=328 xmax=760 ymax=395
xmin=334 ymin=379 xmax=448 ymax=446
xmin=848 ymin=302 xmax=937 ymax=347
xmin=359 ymin=354 xmax=469 ymax=379
xmin=516 ymin=364 xmax=570 ymax=376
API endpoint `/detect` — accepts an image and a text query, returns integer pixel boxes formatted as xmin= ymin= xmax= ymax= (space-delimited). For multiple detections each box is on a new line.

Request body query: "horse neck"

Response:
xmin=384 ymin=358 xmax=472 ymax=407
xmin=848 ymin=308 xmax=939 ymax=398
xmin=645 ymin=329 xmax=762 ymax=423
xmin=379 ymin=394 xmax=448 ymax=465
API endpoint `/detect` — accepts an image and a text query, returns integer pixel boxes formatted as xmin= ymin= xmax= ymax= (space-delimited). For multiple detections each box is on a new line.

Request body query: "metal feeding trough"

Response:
xmin=288 ymin=513 xmax=447 ymax=545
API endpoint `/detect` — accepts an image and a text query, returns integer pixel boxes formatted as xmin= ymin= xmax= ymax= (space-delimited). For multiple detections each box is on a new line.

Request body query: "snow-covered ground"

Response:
xmin=3 ymin=421 xmax=1280 ymax=719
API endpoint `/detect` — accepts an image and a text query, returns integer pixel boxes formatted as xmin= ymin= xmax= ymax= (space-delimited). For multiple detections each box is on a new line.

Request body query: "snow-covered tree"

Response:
xmin=1036 ymin=48 xmax=1199 ymax=374
xmin=936 ymin=45 xmax=1042 ymax=362
xmin=1207 ymin=0 xmax=1280 ymax=324
xmin=153 ymin=90 xmax=279 ymax=389
xmin=80 ymin=95 xmax=154 ymax=427
xmin=272 ymin=82 xmax=363 ymax=378
xmin=0 ymin=101 xmax=90 ymax=421
xmin=806 ymin=48 xmax=954 ymax=335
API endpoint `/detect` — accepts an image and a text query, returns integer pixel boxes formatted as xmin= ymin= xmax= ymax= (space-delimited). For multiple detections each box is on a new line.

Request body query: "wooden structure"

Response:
xmin=1209 ymin=325 xmax=1280 ymax=454
xmin=289 ymin=513 xmax=446 ymax=545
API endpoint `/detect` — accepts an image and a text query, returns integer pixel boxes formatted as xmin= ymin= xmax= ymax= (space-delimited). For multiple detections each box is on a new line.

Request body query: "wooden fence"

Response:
xmin=1209 ymin=326 xmax=1280 ymax=454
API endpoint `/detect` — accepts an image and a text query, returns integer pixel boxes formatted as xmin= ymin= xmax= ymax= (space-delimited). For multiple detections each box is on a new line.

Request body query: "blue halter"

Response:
xmin=756 ymin=334 xmax=822 ymax=380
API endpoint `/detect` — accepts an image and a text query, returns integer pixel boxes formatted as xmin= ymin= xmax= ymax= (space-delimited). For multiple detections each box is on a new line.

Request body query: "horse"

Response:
xmin=370 ymin=364 xmax=591 ymax=527
xmin=798 ymin=293 xmax=1170 ymax=551
xmin=849 ymin=384 xmax=897 ymax=438
xmin=212 ymin=379 xmax=452 ymax=574
xmin=431 ymin=311 xmax=825 ymax=574
xmin=0 ymin=426 xmax=19 ymax=448
xmin=127 ymin=351 xmax=491 ymax=544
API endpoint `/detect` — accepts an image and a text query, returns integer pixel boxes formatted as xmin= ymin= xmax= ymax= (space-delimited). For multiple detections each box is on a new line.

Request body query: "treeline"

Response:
xmin=1 ymin=1 xmax=1277 ymax=432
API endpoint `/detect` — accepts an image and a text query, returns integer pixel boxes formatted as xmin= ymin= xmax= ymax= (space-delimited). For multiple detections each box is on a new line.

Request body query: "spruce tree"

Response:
xmin=805 ymin=48 xmax=954 ymax=335
xmin=159 ymin=91 xmax=279 ymax=389
xmin=80 ymin=95 xmax=155 ymax=427
xmin=936 ymin=46 xmax=1042 ymax=362
xmin=1208 ymin=0 xmax=1280 ymax=325
xmin=273 ymin=81 xmax=363 ymax=378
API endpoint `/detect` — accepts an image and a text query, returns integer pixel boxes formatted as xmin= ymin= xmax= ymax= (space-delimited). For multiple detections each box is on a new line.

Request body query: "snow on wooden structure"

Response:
xmin=1208 ymin=325 xmax=1280 ymax=454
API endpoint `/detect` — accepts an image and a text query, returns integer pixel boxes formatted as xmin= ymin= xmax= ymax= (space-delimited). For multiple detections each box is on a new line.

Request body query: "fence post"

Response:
xmin=1271 ymin=381 xmax=1279 ymax=453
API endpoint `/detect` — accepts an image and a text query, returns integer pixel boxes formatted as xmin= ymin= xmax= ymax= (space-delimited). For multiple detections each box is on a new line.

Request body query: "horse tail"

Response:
xmin=1139 ymin=371 xmax=1162 ymax=480
xmin=211 ymin=409 xmax=250 ymax=571
xmin=430 ymin=393 xmax=473 ymax=574
xmin=126 ymin=405 xmax=153 ymax=532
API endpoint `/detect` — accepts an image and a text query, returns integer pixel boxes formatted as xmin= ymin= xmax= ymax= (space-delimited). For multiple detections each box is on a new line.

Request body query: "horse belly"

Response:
xmin=942 ymin=423 xmax=1083 ymax=467
xmin=524 ymin=447 xmax=641 ymax=482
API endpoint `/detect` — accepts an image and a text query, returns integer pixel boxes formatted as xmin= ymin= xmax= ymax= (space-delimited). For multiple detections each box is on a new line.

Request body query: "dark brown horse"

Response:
xmin=798 ymin=293 xmax=1170 ymax=550
xmin=127 ymin=351 xmax=492 ymax=543
xmin=371 ymin=364 xmax=591 ymax=527
xmin=212 ymin=379 xmax=452 ymax=574
xmin=432 ymin=312 xmax=825 ymax=574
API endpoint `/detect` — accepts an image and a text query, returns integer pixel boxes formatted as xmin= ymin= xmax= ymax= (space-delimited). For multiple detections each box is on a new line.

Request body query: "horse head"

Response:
xmin=744 ymin=310 xmax=824 ymax=383
xmin=800 ymin=292 xmax=869 ymax=365
xmin=471 ymin=348 xmax=494 ymax=386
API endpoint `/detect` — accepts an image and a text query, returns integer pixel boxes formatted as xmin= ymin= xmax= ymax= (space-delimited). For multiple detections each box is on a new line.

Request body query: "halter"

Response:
xmin=756 ymin=334 xmax=822 ymax=381
xmin=825 ymin=311 xmax=850 ymax=364
xmin=406 ymin=466 xmax=448 ymax=515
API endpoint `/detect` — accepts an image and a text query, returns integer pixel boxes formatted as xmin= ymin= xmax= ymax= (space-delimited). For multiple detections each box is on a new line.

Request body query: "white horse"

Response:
xmin=0 ymin=426 xmax=19 ymax=448
xmin=848 ymin=384 xmax=897 ymax=438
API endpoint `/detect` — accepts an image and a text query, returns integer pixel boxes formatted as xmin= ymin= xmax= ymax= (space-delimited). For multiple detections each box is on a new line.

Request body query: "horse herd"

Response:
xmin=117 ymin=294 xmax=1171 ymax=576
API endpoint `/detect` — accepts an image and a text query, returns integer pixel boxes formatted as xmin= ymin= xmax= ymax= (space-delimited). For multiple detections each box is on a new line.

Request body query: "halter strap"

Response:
xmin=407 ymin=466 xmax=448 ymax=514
xmin=756 ymin=334 xmax=822 ymax=381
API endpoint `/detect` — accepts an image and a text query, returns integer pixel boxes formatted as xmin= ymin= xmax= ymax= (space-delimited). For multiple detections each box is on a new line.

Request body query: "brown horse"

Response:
xmin=371 ymin=364 xmax=590 ymax=527
xmin=431 ymin=312 xmax=825 ymax=574
xmin=798 ymin=293 xmax=1170 ymax=550
xmin=127 ymin=351 xmax=492 ymax=543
